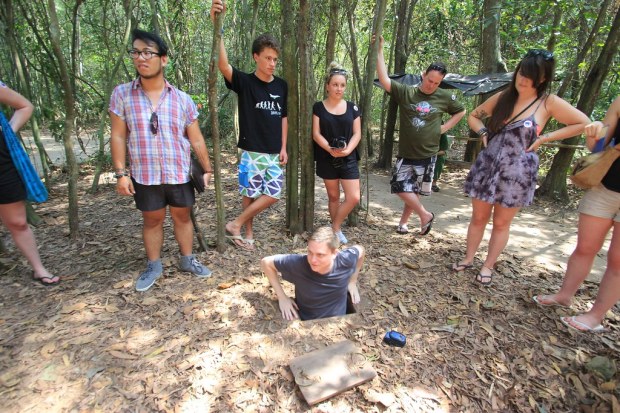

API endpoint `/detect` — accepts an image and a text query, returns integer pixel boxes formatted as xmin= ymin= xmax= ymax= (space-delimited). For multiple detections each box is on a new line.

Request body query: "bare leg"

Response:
xmin=479 ymin=204 xmax=520 ymax=277
xmin=541 ymin=214 xmax=613 ymax=307
xmin=459 ymin=198 xmax=493 ymax=266
xmin=142 ymin=208 xmax=166 ymax=261
xmin=323 ymin=179 xmax=340 ymax=224
xmin=326 ymin=179 xmax=360 ymax=232
xmin=170 ymin=206 xmax=193 ymax=256
xmin=226 ymin=195 xmax=278 ymax=241
xmin=576 ymin=222 xmax=620 ymax=327
xmin=396 ymin=192 xmax=433 ymax=230
xmin=0 ymin=201 xmax=56 ymax=282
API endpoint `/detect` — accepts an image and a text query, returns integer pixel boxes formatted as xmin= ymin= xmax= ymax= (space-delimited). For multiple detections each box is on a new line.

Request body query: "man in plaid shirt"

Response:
xmin=110 ymin=29 xmax=213 ymax=292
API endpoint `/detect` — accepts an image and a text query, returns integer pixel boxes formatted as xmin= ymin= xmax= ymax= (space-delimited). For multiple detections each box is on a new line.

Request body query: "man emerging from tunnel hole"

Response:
xmin=260 ymin=227 xmax=365 ymax=321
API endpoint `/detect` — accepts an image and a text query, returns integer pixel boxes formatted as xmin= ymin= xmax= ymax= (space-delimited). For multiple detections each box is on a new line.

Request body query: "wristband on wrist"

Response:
xmin=114 ymin=171 xmax=129 ymax=179
xmin=477 ymin=127 xmax=489 ymax=137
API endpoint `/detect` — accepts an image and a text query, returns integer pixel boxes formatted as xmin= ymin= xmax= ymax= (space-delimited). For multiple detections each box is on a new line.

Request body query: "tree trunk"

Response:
xmin=464 ymin=0 xmax=506 ymax=162
xmin=556 ymin=0 xmax=611 ymax=99
xmin=209 ymin=10 xmax=227 ymax=252
xmin=298 ymin=0 xmax=315 ymax=232
xmin=349 ymin=0 xmax=387 ymax=226
xmin=324 ymin=0 xmax=339 ymax=73
xmin=1 ymin=0 xmax=51 ymax=183
xmin=537 ymin=5 xmax=620 ymax=201
xmin=90 ymin=1 xmax=137 ymax=192
xmin=47 ymin=0 xmax=79 ymax=238
xmin=281 ymin=0 xmax=300 ymax=233
xmin=377 ymin=0 xmax=416 ymax=169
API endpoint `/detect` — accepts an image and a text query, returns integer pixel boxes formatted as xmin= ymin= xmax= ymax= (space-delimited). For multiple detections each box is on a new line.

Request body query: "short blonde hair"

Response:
xmin=309 ymin=226 xmax=340 ymax=250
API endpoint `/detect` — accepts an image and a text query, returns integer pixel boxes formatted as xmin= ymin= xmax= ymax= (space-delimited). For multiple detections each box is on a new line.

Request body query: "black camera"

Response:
xmin=330 ymin=136 xmax=347 ymax=149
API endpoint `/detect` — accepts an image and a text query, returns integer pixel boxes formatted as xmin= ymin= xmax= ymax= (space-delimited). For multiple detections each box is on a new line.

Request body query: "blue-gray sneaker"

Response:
xmin=335 ymin=230 xmax=348 ymax=244
xmin=135 ymin=260 xmax=163 ymax=292
xmin=179 ymin=255 xmax=212 ymax=278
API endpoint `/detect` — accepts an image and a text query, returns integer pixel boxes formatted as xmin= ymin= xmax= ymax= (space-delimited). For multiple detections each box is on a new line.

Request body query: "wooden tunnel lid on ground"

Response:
xmin=289 ymin=339 xmax=377 ymax=405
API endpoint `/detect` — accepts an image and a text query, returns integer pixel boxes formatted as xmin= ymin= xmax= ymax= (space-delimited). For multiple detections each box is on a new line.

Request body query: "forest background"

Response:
xmin=0 ymin=0 xmax=618 ymax=241
xmin=1 ymin=1 xmax=620 ymax=411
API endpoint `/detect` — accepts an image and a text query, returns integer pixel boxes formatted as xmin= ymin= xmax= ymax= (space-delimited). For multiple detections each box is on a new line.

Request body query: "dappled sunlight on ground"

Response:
xmin=0 ymin=166 xmax=618 ymax=411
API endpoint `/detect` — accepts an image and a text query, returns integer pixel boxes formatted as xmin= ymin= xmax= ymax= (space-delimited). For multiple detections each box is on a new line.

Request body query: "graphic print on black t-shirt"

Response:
xmin=225 ymin=67 xmax=288 ymax=154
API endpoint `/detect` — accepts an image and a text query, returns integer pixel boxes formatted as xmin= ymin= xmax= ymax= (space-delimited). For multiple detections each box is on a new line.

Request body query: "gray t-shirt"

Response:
xmin=273 ymin=247 xmax=360 ymax=320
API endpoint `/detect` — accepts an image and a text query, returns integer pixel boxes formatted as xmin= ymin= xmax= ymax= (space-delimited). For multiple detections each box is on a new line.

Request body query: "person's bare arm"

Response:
xmin=260 ymin=256 xmax=299 ymax=320
xmin=374 ymin=35 xmax=391 ymax=93
xmin=211 ymin=0 xmax=233 ymax=82
xmin=468 ymin=92 xmax=500 ymax=147
xmin=280 ymin=117 xmax=288 ymax=164
xmin=584 ymin=95 xmax=620 ymax=151
xmin=347 ymin=245 xmax=365 ymax=304
xmin=186 ymin=120 xmax=213 ymax=187
xmin=441 ymin=110 xmax=466 ymax=134
xmin=0 ymin=85 xmax=33 ymax=132
xmin=109 ymin=112 xmax=134 ymax=195
xmin=527 ymin=95 xmax=590 ymax=152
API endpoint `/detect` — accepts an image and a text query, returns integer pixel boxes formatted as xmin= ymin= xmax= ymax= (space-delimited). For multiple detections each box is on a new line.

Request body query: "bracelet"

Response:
xmin=205 ymin=170 xmax=214 ymax=173
xmin=114 ymin=171 xmax=129 ymax=179
xmin=477 ymin=127 xmax=489 ymax=137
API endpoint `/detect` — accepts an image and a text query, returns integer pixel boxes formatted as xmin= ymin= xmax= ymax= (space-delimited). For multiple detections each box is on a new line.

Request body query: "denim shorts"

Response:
xmin=578 ymin=184 xmax=620 ymax=222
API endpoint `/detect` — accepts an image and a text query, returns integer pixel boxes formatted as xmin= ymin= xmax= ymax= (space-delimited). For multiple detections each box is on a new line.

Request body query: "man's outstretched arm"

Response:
xmin=260 ymin=256 xmax=299 ymax=320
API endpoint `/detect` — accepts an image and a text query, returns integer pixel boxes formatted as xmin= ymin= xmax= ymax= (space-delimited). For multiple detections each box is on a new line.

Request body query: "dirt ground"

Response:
xmin=0 ymin=158 xmax=618 ymax=412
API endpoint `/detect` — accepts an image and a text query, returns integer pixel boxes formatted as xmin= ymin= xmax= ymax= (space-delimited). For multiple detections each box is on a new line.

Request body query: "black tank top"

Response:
xmin=601 ymin=120 xmax=620 ymax=193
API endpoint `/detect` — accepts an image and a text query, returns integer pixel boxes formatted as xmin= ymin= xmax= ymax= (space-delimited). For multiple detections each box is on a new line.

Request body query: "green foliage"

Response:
xmin=0 ymin=0 xmax=617 ymax=153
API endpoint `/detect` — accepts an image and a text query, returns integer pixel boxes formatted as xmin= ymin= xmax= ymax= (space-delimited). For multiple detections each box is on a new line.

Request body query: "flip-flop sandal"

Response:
xmin=451 ymin=262 xmax=473 ymax=272
xmin=225 ymin=230 xmax=246 ymax=249
xmin=474 ymin=267 xmax=493 ymax=286
xmin=243 ymin=238 xmax=256 ymax=251
xmin=396 ymin=224 xmax=409 ymax=234
xmin=532 ymin=295 xmax=570 ymax=308
xmin=561 ymin=316 xmax=605 ymax=333
xmin=32 ymin=274 xmax=60 ymax=286
xmin=420 ymin=212 xmax=435 ymax=236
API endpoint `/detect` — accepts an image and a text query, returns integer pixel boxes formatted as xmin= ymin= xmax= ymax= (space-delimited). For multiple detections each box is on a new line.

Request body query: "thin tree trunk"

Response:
xmin=282 ymin=0 xmax=301 ymax=233
xmin=209 ymin=10 xmax=227 ymax=251
xmin=299 ymin=0 xmax=315 ymax=232
xmin=47 ymin=0 xmax=79 ymax=238
xmin=90 ymin=1 xmax=136 ymax=192
xmin=325 ymin=0 xmax=339 ymax=72
xmin=556 ymin=0 xmax=611 ymax=99
xmin=377 ymin=0 xmax=416 ymax=169
xmin=464 ymin=0 xmax=506 ymax=162
xmin=538 ymin=5 xmax=620 ymax=201
xmin=349 ymin=0 xmax=387 ymax=226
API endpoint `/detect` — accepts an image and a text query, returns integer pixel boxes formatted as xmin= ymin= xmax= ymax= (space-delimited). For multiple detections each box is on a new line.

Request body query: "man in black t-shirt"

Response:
xmin=212 ymin=0 xmax=288 ymax=251
xmin=260 ymin=227 xmax=365 ymax=321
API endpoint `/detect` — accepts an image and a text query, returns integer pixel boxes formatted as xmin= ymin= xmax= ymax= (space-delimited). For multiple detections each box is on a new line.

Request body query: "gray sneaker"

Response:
xmin=335 ymin=230 xmax=348 ymax=244
xmin=179 ymin=255 xmax=212 ymax=278
xmin=135 ymin=260 xmax=163 ymax=292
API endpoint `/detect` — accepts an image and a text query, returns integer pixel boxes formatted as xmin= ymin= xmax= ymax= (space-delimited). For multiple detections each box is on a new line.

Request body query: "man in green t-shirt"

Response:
xmin=376 ymin=35 xmax=465 ymax=235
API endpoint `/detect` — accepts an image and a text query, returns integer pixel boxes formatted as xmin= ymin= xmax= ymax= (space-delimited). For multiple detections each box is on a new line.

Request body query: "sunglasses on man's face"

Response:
xmin=525 ymin=49 xmax=554 ymax=61
xmin=150 ymin=112 xmax=158 ymax=135
xmin=427 ymin=64 xmax=447 ymax=75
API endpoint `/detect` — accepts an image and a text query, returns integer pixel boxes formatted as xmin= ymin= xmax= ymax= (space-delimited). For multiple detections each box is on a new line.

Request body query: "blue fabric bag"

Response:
xmin=0 ymin=111 xmax=48 ymax=202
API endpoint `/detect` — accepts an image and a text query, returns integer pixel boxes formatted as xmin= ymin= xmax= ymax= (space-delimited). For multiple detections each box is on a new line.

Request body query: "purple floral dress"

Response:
xmin=464 ymin=115 xmax=540 ymax=208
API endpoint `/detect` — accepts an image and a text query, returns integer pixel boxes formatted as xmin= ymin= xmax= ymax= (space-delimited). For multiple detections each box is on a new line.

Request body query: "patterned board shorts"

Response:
xmin=390 ymin=156 xmax=436 ymax=196
xmin=239 ymin=150 xmax=283 ymax=199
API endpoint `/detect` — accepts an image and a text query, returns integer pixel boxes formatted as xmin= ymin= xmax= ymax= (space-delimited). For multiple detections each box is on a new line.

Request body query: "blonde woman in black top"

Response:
xmin=312 ymin=63 xmax=361 ymax=244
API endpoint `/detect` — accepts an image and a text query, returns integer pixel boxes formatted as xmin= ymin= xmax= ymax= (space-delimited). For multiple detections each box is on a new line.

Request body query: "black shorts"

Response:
xmin=0 ymin=173 xmax=26 ymax=204
xmin=132 ymin=178 xmax=195 ymax=212
xmin=316 ymin=158 xmax=360 ymax=180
